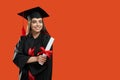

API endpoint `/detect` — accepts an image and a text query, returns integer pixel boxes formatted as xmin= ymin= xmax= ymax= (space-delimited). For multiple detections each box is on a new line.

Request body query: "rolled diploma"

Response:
xmin=39 ymin=37 xmax=54 ymax=65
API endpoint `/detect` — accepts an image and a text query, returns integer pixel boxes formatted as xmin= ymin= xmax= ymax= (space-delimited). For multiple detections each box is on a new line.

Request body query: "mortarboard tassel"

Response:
xmin=21 ymin=26 xmax=26 ymax=36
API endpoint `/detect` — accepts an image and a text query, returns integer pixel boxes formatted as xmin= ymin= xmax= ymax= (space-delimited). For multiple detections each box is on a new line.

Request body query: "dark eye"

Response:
xmin=32 ymin=20 xmax=36 ymax=23
xmin=39 ymin=20 xmax=42 ymax=23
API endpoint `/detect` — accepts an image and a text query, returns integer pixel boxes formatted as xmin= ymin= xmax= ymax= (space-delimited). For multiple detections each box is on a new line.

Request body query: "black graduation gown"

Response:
xmin=13 ymin=33 xmax=52 ymax=80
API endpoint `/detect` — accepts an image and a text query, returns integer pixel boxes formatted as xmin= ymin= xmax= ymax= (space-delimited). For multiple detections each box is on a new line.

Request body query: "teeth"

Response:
xmin=35 ymin=27 xmax=41 ymax=30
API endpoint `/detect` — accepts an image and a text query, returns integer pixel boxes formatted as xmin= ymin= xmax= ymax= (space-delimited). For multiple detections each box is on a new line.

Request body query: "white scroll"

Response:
xmin=39 ymin=37 xmax=54 ymax=65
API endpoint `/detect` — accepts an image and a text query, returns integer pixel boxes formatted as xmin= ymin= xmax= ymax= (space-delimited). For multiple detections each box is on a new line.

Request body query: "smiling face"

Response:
xmin=30 ymin=18 xmax=43 ymax=33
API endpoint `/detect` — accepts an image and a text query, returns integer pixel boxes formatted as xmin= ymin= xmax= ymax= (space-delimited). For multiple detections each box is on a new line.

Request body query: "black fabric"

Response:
xmin=13 ymin=33 xmax=52 ymax=80
xmin=18 ymin=7 xmax=49 ymax=20
xmin=28 ymin=12 xmax=42 ymax=20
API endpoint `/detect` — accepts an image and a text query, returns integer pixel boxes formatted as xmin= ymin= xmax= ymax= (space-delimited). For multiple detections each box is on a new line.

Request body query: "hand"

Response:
xmin=37 ymin=55 xmax=47 ymax=64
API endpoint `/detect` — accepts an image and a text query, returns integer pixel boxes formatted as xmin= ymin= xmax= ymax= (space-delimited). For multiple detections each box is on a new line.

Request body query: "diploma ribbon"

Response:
xmin=37 ymin=47 xmax=52 ymax=58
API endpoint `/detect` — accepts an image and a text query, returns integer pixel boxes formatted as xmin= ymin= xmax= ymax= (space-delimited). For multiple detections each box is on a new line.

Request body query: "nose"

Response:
xmin=36 ymin=22 xmax=40 ymax=26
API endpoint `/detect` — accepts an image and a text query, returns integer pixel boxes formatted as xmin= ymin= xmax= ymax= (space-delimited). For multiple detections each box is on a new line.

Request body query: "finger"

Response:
xmin=38 ymin=58 xmax=46 ymax=62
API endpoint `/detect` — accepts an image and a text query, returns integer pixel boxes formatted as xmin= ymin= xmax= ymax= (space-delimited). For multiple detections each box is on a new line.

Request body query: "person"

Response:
xmin=13 ymin=7 xmax=53 ymax=80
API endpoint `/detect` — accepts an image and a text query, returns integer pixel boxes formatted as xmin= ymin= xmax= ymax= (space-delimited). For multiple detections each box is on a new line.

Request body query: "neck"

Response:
xmin=32 ymin=31 xmax=40 ymax=39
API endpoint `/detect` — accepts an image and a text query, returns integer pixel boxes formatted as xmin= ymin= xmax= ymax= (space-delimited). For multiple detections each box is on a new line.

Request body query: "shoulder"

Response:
xmin=43 ymin=33 xmax=51 ymax=40
xmin=17 ymin=36 xmax=27 ymax=45
xmin=16 ymin=36 xmax=27 ymax=48
xmin=19 ymin=36 xmax=27 ymax=42
xmin=42 ymin=33 xmax=51 ymax=47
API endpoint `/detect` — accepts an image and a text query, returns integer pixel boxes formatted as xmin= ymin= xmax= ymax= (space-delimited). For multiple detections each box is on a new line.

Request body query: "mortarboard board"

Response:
xmin=18 ymin=7 xmax=49 ymax=20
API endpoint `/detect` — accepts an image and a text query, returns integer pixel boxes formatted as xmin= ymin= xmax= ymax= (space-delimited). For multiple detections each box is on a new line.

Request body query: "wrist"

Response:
xmin=36 ymin=56 xmax=39 ymax=62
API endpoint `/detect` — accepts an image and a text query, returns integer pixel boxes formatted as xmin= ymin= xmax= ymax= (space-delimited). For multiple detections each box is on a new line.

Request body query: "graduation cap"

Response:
xmin=18 ymin=7 xmax=49 ymax=36
xmin=18 ymin=7 xmax=49 ymax=20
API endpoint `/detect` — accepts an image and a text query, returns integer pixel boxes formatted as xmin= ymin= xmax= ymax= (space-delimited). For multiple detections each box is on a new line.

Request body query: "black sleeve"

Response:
xmin=13 ymin=36 xmax=30 ymax=70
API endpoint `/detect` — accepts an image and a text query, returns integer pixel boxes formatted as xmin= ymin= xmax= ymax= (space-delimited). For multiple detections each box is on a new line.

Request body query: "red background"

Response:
xmin=0 ymin=0 xmax=120 ymax=80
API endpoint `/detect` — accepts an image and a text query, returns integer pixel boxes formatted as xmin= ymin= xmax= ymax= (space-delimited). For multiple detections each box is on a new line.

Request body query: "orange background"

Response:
xmin=0 ymin=0 xmax=120 ymax=80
